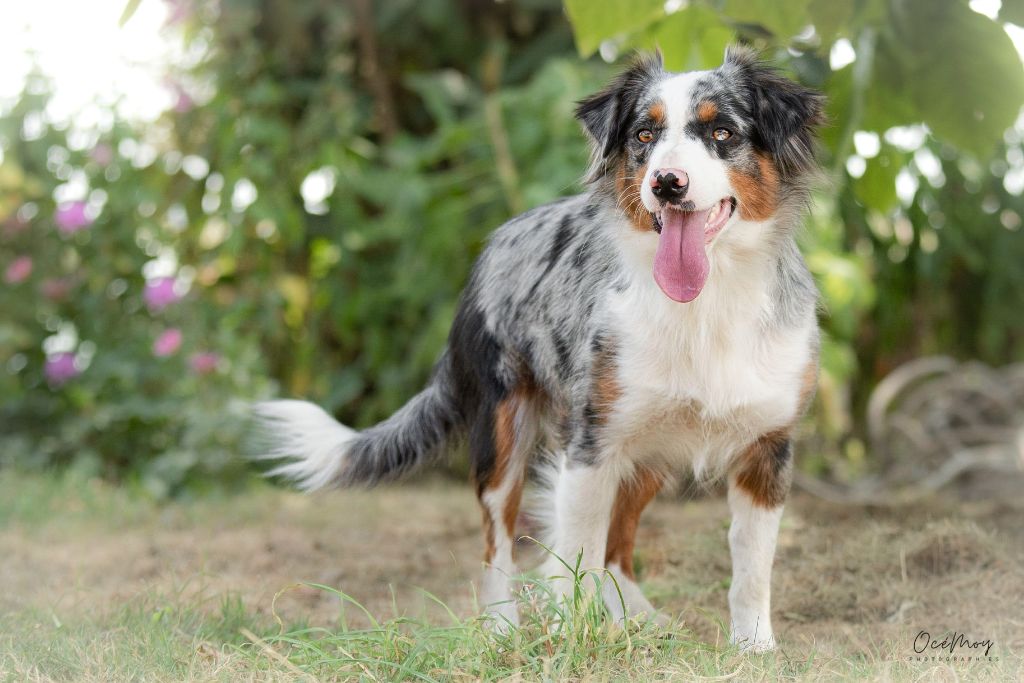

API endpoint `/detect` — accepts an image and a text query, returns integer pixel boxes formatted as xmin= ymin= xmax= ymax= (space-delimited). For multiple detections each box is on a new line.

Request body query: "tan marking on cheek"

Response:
xmin=647 ymin=101 xmax=666 ymax=126
xmin=605 ymin=468 xmax=663 ymax=579
xmin=732 ymin=430 xmax=792 ymax=509
xmin=727 ymin=152 xmax=780 ymax=221
xmin=615 ymin=158 xmax=652 ymax=232
xmin=697 ymin=100 xmax=718 ymax=123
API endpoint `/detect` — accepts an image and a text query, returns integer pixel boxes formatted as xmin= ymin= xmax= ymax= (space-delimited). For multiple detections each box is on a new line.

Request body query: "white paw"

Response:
xmin=483 ymin=600 xmax=520 ymax=633
xmin=730 ymin=628 xmax=775 ymax=652
xmin=601 ymin=565 xmax=667 ymax=625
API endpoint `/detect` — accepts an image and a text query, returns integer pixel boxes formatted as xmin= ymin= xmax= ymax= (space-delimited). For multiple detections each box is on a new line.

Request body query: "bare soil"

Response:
xmin=2 ymin=477 xmax=1023 ymax=667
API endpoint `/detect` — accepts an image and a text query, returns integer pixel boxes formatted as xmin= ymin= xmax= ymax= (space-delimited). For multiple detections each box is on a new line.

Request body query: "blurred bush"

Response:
xmin=0 ymin=83 xmax=270 ymax=496
xmin=0 ymin=0 xmax=604 ymax=494
xmin=1 ymin=0 xmax=1023 ymax=493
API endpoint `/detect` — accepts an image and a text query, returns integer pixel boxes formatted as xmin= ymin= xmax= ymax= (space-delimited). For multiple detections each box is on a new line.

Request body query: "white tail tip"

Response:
xmin=251 ymin=399 xmax=358 ymax=491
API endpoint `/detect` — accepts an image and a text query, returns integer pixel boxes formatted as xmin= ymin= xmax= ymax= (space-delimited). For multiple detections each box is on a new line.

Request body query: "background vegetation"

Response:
xmin=1 ymin=0 xmax=1022 ymax=496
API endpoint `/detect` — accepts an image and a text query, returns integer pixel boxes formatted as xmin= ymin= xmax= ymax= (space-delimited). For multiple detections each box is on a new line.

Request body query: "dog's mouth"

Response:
xmin=651 ymin=197 xmax=736 ymax=303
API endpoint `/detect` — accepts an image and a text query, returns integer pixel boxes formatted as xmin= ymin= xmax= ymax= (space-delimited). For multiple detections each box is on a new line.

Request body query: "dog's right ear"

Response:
xmin=576 ymin=53 xmax=663 ymax=178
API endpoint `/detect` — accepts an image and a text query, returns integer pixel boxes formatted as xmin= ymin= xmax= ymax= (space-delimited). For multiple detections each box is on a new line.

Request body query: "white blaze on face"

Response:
xmin=642 ymin=72 xmax=738 ymax=302
xmin=640 ymin=72 xmax=733 ymax=215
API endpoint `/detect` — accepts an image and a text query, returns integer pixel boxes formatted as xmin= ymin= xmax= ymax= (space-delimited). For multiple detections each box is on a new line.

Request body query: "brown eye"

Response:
xmin=712 ymin=128 xmax=732 ymax=142
xmin=637 ymin=129 xmax=654 ymax=143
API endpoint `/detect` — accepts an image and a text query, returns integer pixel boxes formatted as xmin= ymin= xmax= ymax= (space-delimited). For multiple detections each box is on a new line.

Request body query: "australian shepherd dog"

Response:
xmin=255 ymin=46 xmax=823 ymax=652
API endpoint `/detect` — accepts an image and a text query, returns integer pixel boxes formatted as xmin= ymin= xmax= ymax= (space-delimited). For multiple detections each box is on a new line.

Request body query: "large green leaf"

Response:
xmin=640 ymin=5 xmax=736 ymax=71
xmin=884 ymin=0 xmax=1024 ymax=157
xmin=1001 ymin=0 xmax=1024 ymax=26
xmin=118 ymin=0 xmax=143 ymax=26
xmin=564 ymin=0 xmax=667 ymax=56
xmin=724 ymin=0 xmax=814 ymax=40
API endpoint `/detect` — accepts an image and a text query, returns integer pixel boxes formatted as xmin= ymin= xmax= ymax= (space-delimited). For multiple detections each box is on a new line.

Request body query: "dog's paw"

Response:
xmin=730 ymin=630 xmax=776 ymax=653
xmin=483 ymin=601 xmax=520 ymax=634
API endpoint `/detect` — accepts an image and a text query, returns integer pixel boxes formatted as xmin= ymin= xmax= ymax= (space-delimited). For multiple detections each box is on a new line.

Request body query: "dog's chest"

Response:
xmin=604 ymin=286 xmax=814 ymax=465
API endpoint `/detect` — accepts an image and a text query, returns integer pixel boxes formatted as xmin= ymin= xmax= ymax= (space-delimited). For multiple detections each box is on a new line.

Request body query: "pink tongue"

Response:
xmin=653 ymin=208 xmax=711 ymax=302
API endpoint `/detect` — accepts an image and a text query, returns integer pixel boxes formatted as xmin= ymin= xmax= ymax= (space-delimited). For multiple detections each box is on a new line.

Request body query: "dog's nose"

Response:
xmin=650 ymin=168 xmax=689 ymax=202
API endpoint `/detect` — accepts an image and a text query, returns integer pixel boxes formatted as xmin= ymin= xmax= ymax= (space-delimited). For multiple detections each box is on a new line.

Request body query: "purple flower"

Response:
xmin=4 ymin=256 xmax=32 ymax=284
xmin=55 ymin=201 xmax=93 ymax=234
xmin=189 ymin=351 xmax=220 ymax=374
xmin=89 ymin=143 xmax=114 ymax=167
xmin=45 ymin=352 xmax=80 ymax=385
xmin=153 ymin=328 xmax=183 ymax=357
xmin=143 ymin=277 xmax=181 ymax=312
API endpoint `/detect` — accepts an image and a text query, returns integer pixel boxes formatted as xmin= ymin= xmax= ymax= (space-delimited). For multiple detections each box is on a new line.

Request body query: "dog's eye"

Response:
xmin=637 ymin=129 xmax=654 ymax=143
xmin=712 ymin=128 xmax=732 ymax=142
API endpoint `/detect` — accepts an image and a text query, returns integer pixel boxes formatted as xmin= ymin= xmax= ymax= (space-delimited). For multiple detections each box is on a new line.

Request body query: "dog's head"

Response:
xmin=577 ymin=47 xmax=824 ymax=302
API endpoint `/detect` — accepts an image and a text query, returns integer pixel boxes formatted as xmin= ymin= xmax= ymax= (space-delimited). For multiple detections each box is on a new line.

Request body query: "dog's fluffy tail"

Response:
xmin=253 ymin=362 xmax=462 ymax=491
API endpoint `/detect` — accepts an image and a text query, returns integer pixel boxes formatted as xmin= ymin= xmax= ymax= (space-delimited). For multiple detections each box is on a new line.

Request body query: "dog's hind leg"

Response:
xmin=474 ymin=384 xmax=540 ymax=630
xmin=603 ymin=467 xmax=664 ymax=622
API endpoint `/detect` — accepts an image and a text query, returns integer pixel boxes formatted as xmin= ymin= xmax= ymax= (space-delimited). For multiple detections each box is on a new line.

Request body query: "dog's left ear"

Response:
xmin=576 ymin=53 xmax=663 ymax=179
xmin=724 ymin=45 xmax=825 ymax=178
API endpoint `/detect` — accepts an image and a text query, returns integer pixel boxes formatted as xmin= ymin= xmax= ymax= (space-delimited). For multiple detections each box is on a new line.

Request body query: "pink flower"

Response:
xmin=45 ymin=352 xmax=79 ymax=385
xmin=153 ymin=328 xmax=183 ymax=357
xmin=4 ymin=256 xmax=32 ymax=284
xmin=163 ymin=0 xmax=191 ymax=26
xmin=167 ymin=81 xmax=194 ymax=113
xmin=143 ymin=277 xmax=180 ymax=311
xmin=89 ymin=143 xmax=114 ymax=166
xmin=189 ymin=351 xmax=220 ymax=374
xmin=55 ymin=201 xmax=93 ymax=234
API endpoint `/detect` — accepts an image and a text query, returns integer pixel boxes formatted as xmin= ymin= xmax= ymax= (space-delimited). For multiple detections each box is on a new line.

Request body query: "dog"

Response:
xmin=255 ymin=46 xmax=823 ymax=652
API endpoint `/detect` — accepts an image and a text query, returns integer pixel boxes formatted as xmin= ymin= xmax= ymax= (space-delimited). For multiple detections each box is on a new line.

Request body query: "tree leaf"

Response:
xmin=724 ymin=0 xmax=814 ymax=40
xmin=884 ymin=0 xmax=1024 ymax=157
xmin=1000 ymin=0 xmax=1024 ymax=26
xmin=640 ymin=5 xmax=736 ymax=71
xmin=564 ymin=0 xmax=667 ymax=57
xmin=119 ymin=0 xmax=144 ymax=27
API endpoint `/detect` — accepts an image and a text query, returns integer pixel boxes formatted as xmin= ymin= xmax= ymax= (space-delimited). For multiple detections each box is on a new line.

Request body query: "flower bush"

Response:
xmin=0 ymin=83 xmax=270 ymax=497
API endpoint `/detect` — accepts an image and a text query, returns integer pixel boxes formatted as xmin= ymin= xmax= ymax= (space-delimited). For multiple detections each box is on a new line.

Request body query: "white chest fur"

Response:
xmin=603 ymin=243 xmax=816 ymax=477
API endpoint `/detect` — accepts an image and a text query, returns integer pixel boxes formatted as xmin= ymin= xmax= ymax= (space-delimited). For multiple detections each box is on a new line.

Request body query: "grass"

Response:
xmin=3 ymin=578 xmax=1015 ymax=682
xmin=1 ymin=470 xmax=1021 ymax=681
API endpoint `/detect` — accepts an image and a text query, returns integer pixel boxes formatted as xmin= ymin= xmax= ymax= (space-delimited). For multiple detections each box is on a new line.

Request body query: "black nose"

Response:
xmin=651 ymin=168 xmax=689 ymax=202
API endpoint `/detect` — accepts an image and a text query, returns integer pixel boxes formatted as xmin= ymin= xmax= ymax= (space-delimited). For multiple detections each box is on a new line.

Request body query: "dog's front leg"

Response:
xmin=546 ymin=457 xmax=620 ymax=606
xmin=726 ymin=433 xmax=792 ymax=652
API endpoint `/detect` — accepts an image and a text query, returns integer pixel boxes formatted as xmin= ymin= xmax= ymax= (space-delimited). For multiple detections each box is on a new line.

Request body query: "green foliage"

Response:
xmin=169 ymin=0 xmax=599 ymax=427
xmin=881 ymin=0 xmax=1024 ymax=158
xmin=0 ymin=83 xmax=270 ymax=497
xmin=565 ymin=0 xmax=666 ymax=56
xmin=2 ymin=0 xmax=1023 ymax=488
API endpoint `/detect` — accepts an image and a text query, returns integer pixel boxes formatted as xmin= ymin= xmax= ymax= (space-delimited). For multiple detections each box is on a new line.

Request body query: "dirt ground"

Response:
xmin=3 ymin=475 xmax=1023 ymax=668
